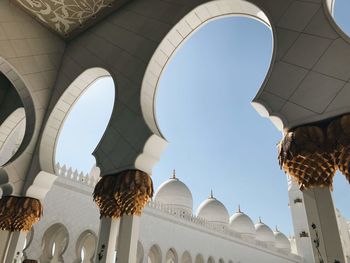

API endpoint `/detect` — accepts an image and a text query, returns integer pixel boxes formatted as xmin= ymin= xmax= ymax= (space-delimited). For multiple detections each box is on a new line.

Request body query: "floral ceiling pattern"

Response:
xmin=12 ymin=0 xmax=126 ymax=38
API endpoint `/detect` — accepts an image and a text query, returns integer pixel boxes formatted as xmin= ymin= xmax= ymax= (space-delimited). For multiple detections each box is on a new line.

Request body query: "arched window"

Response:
xmin=218 ymin=258 xmax=225 ymax=263
xmin=166 ymin=248 xmax=178 ymax=263
xmin=207 ymin=256 xmax=215 ymax=263
xmin=39 ymin=223 xmax=69 ymax=263
xmin=74 ymin=230 xmax=97 ymax=263
xmin=181 ymin=251 xmax=192 ymax=263
xmin=195 ymin=254 xmax=204 ymax=263
xmin=147 ymin=244 xmax=162 ymax=263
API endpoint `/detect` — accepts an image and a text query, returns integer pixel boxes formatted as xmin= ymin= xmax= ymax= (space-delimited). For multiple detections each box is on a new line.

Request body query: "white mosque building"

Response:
xmin=19 ymin=164 xmax=350 ymax=263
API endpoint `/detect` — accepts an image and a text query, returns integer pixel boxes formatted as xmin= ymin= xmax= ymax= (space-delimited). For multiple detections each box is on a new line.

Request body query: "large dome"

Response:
xmin=255 ymin=220 xmax=275 ymax=243
xmin=154 ymin=173 xmax=193 ymax=213
xmin=229 ymin=209 xmax=255 ymax=235
xmin=274 ymin=229 xmax=291 ymax=252
xmin=196 ymin=193 xmax=229 ymax=225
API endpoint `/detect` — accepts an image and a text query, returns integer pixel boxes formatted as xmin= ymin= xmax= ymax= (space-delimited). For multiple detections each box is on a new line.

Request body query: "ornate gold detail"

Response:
xmin=0 ymin=196 xmax=42 ymax=232
xmin=11 ymin=0 xmax=129 ymax=37
xmin=279 ymin=114 xmax=350 ymax=189
xmin=93 ymin=170 xmax=153 ymax=219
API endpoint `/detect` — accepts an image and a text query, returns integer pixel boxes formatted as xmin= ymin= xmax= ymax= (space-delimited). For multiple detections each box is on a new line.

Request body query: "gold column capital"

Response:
xmin=93 ymin=170 xmax=153 ymax=219
xmin=0 ymin=196 xmax=42 ymax=232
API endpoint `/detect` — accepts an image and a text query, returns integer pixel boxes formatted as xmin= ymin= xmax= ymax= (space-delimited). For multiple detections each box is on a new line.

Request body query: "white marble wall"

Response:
xmin=25 ymin=167 xmax=302 ymax=263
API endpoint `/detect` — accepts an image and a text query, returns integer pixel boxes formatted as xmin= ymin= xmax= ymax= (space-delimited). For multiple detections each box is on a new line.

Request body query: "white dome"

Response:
xmin=154 ymin=175 xmax=193 ymax=212
xmin=196 ymin=195 xmax=229 ymax=225
xmin=255 ymin=220 xmax=275 ymax=243
xmin=230 ymin=211 xmax=255 ymax=235
xmin=274 ymin=230 xmax=291 ymax=252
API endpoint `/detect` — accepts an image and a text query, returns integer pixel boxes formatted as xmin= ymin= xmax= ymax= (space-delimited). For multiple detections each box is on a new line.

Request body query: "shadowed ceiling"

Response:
xmin=11 ymin=0 xmax=130 ymax=39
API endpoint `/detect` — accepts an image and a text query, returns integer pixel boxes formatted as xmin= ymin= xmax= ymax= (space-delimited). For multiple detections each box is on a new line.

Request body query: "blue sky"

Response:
xmin=56 ymin=2 xmax=350 ymax=236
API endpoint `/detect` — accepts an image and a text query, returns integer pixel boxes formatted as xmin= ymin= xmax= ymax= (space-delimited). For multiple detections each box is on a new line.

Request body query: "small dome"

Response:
xmin=196 ymin=193 xmax=229 ymax=225
xmin=274 ymin=229 xmax=291 ymax=252
xmin=255 ymin=219 xmax=275 ymax=243
xmin=230 ymin=208 xmax=255 ymax=235
xmin=154 ymin=172 xmax=193 ymax=213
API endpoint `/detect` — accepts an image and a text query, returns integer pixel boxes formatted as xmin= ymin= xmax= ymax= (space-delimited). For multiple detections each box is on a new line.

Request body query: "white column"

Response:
xmin=0 ymin=230 xmax=11 ymax=262
xmin=3 ymin=231 xmax=27 ymax=263
xmin=116 ymin=215 xmax=140 ymax=263
xmin=95 ymin=217 xmax=120 ymax=263
xmin=303 ymin=187 xmax=346 ymax=263
xmin=287 ymin=176 xmax=315 ymax=262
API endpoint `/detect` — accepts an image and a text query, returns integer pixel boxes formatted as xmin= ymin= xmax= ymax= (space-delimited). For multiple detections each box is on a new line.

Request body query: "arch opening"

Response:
xmin=0 ymin=58 xmax=35 ymax=166
xmin=147 ymin=244 xmax=162 ymax=263
xmin=166 ymin=248 xmax=178 ymax=263
xmin=39 ymin=223 xmax=69 ymax=263
xmin=181 ymin=251 xmax=192 ymax=263
xmin=39 ymin=67 xmax=115 ymax=174
xmin=74 ymin=230 xmax=97 ymax=263
xmin=326 ymin=0 xmax=350 ymax=39
xmin=141 ymin=0 xmax=273 ymax=136
xmin=149 ymin=6 xmax=288 ymax=235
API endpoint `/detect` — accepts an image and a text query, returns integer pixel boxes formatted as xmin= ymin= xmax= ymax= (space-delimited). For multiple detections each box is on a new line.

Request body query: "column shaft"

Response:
xmin=303 ymin=187 xmax=345 ymax=263
xmin=116 ymin=215 xmax=140 ymax=263
xmin=95 ymin=217 xmax=120 ymax=263
xmin=3 ymin=231 xmax=27 ymax=263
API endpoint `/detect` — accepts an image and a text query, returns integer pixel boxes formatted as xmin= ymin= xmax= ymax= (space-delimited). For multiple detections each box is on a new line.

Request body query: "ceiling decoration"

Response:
xmin=12 ymin=0 xmax=129 ymax=39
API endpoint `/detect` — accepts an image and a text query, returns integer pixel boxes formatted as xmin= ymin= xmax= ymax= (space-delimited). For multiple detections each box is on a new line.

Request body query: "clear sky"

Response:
xmin=56 ymin=2 xmax=350 ymax=236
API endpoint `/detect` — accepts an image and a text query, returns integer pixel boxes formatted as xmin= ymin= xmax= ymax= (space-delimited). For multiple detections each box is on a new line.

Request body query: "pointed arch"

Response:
xmin=147 ymin=244 xmax=162 ymax=263
xmin=195 ymin=254 xmax=204 ymax=263
xmin=74 ymin=230 xmax=97 ymax=263
xmin=207 ymin=256 xmax=215 ymax=263
xmin=39 ymin=223 xmax=69 ymax=263
xmin=166 ymin=248 xmax=178 ymax=263
xmin=181 ymin=251 xmax=192 ymax=263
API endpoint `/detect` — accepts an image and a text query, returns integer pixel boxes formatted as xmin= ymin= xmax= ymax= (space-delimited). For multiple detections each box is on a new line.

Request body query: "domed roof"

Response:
xmin=196 ymin=192 xmax=229 ymax=224
xmin=229 ymin=207 xmax=255 ymax=235
xmin=274 ymin=228 xmax=291 ymax=251
xmin=255 ymin=219 xmax=275 ymax=243
xmin=154 ymin=171 xmax=193 ymax=211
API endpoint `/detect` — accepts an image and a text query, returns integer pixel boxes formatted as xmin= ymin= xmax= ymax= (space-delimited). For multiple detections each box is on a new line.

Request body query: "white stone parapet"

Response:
xmin=55 ymin=162 xmax=99 ymax=188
